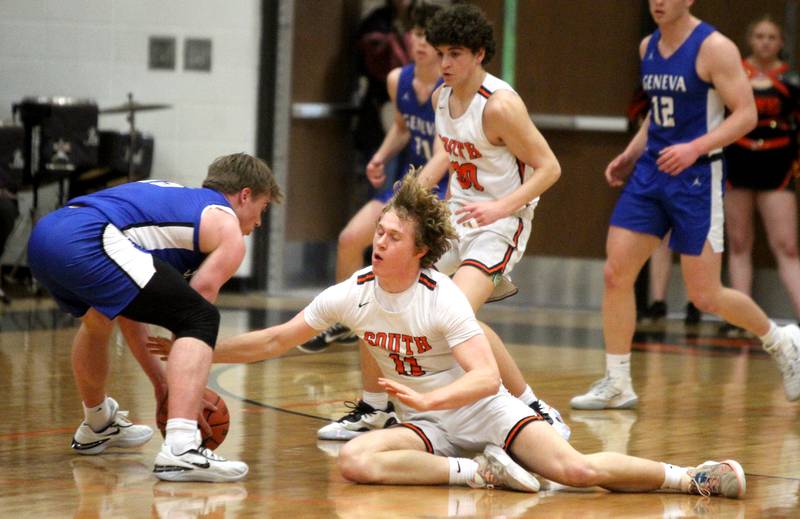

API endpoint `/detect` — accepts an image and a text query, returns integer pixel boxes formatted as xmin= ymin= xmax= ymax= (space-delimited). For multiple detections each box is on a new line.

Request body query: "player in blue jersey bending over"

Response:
xmin=28 ymin=153 xmax=282 ymax=482
xmin=571 ymin=0 xmax=800 ymax=410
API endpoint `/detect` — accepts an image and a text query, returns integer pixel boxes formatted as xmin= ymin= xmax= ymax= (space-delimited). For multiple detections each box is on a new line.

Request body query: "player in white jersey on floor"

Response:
xmin=148 ymin=173 xmax=746 ymax=498
xmin=315 ymin=3 xmax=569 ymax=444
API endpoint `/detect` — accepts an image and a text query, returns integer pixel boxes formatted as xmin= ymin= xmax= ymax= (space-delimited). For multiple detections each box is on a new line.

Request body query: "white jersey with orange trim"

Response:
xmin=436 ymin=72 xmax=538 ymax=210
xmin=303 ymin=267 xmax=484 ymax=410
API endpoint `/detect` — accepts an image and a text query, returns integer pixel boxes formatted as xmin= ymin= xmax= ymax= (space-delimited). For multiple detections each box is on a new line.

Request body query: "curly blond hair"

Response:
xmin=383 ymin=169 xmax=457 ymax=268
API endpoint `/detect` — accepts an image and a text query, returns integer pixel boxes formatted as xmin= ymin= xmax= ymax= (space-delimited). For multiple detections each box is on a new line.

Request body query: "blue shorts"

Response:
xmin=610 ymin=152 xmax=725 ymax=255
xmin=27 ymin=206 xmax=155 ymax=318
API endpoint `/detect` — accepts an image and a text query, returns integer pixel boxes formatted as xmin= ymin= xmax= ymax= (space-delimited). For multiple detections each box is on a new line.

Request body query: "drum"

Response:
xmin=98 ymin=130 xmax=154 ymax=180
xmin=14 ymin=97 xmax=99 ymax=186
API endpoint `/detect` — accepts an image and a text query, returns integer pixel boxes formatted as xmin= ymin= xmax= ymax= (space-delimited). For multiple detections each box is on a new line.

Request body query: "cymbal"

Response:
xmin=100 ymin=101 xmax=171 ymax=114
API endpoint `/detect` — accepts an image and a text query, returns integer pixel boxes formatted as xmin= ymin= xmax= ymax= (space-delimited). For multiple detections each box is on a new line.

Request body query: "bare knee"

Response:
xmin=603 ymin=260 xmax=635 ymax=292
xmin=338 ymin=227 xmax=361 ymax=250
xmin=686 ymin=289 xmax=719 ymax=314
xmin=772 ymin=238 xmax=799 ymax=260
xmin=728 ymin=234 xmax=752 ymax=256
xmin=338 ymin=442 xmax=378 ymax=483
xmin=556 ymin=459 xmax=600 ymax=488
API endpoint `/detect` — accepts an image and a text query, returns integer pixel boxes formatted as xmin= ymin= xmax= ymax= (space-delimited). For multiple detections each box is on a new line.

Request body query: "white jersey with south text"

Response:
xmin=303 ymin=267 xmax=484 ymax=412
xmin=436 ymin=72 xmax=538 ymax=211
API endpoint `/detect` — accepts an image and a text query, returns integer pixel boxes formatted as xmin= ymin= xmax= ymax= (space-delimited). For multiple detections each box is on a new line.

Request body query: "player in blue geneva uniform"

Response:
xmin=28 ymin=153 xmax=282 ymax=482
xmin=571 ymin=0 xmax=800 ymax=409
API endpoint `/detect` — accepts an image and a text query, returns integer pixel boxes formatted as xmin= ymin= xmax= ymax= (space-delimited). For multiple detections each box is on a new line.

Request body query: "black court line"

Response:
xmin=207 ymin=364 xmax=329 ymax=422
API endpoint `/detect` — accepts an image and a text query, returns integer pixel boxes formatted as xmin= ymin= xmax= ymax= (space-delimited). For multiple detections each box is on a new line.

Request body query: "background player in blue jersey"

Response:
xmin=571 ymin=0 xmax=800 ymax=409
xmin=300 ymin=3 xmax=448 ymax=352
xmin=27 ymin=153 xmax=282 ymax=482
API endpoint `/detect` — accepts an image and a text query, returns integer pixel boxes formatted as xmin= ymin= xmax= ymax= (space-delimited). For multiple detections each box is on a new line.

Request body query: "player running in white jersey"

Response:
xmin=149 ymin=173 xmax=746 ymax=498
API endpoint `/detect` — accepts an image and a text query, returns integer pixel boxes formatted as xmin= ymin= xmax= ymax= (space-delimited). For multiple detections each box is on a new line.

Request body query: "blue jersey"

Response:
xmin=612 ymin=23 xmax=727 ymax=256
xmin=397 ymin=64 xmax=442 ymax=167
xmin=28 ymin=179 xmax=236 ymax=318
xmin=641 ymin=22 xmax=724 ymax=157
xmin=68 ymin=180 xmax=233 ymax=275
xmin=375 ymin=64 xmax=447 ymax=202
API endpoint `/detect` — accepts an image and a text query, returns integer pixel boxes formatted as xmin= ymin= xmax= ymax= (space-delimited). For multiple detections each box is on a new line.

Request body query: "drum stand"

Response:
xmin=4 ymin=109 xmax=73 ymax=295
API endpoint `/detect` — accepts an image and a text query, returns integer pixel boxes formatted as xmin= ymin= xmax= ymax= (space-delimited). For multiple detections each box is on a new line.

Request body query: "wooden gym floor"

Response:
xmin=0 ymin=292 xmax=797 ymax=518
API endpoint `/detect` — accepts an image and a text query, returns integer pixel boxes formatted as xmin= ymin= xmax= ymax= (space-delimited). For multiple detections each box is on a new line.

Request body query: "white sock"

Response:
xmin=660 ymin=462 xmax=688 ymax=491
xmin=606 ymin=353 xmax=631 ymax=380
xmin=165 ymin=418 xmax=199 ymax=455
xmin=759 ymin=321 xmax=780 ymax=349
xmin=83 ymin=396 xmax=112 ymax=432
xmin=362 ymin=390 xmax=388 ymax=410
xmin=448 ymin=457 xmax=478 ymax=486
xmin=517 ymin=385 xmax=537 ymax=405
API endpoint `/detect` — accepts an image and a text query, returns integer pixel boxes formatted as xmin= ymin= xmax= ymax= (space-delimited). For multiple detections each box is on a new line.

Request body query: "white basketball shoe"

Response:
xmin=764 ymin=324 xmax=800 ymax=401
xmin=71 ymin=398 xmax=153 ymax=455
xmin=570 ymin=373 xmax=638 ymax=410
xmin=687 ymin=460 xmax=746 ymax=499
xmin=317 ymin=400 xmax=399 ymax=440
xmin=153 ymin=443 xmax=249 ymax=482
xmin=468 ymin=444 xmax=540 ymax=493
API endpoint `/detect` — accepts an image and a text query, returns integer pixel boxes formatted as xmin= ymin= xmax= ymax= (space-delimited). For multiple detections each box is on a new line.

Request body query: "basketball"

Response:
xmin=156 ymin=387 xmax=230 ymax=450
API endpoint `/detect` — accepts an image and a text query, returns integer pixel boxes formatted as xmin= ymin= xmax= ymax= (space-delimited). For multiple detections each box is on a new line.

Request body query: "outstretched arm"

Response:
xmin=213 ymin=311 xmax=318 ymax=363
xmin=151 ymin=311 xmax=320 ymax=364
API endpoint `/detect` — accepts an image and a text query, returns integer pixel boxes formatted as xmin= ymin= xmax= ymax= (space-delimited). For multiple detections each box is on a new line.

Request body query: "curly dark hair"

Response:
xmin=425 ymin=3 xmax=495 ymax=65
xmin=384 ymin=169 xmax=457 ymax=268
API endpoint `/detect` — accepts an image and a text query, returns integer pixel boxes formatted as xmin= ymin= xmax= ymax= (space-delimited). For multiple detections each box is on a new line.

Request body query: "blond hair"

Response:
xmin=383 ymin=169 xmax=456 ymax=268
xmin=203 ymin=153 xmax=283 ymax=203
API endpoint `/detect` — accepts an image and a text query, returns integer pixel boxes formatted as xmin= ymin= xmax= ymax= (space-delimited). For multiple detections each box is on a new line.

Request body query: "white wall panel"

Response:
xmin=0 ymin=0 xmax=263 ymax=279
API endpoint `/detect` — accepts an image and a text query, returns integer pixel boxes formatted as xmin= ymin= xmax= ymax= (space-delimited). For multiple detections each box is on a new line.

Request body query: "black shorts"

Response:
xmin=120 ymin=257 xmax=220 ymax=347
xmin=725 ymin=144 xmax=797 ymax=191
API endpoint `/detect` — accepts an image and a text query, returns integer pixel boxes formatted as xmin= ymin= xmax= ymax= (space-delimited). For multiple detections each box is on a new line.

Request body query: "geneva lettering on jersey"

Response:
xmin=403 ymin=114 xmax=436 ymax=136
xmin=642 ymin=74 xmax=688 ymax=93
